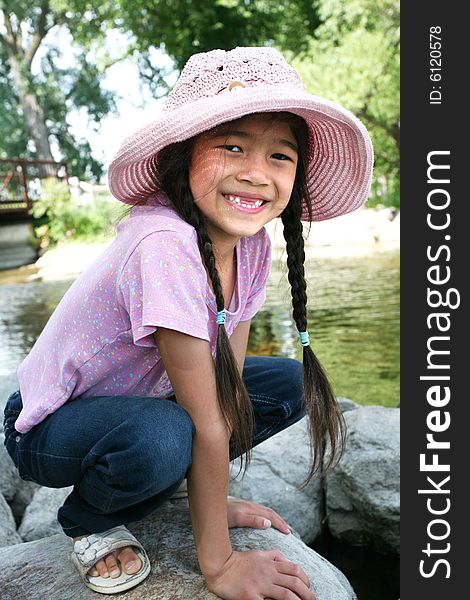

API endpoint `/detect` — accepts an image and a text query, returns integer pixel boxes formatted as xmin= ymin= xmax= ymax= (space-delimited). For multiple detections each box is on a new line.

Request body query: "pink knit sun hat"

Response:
xmin=108 ymin=46 xmax=374 ymax=221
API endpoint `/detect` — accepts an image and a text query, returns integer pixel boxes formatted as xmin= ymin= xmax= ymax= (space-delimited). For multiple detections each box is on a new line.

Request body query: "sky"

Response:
xmin=35 ymin=27 xmax=177 ymax=179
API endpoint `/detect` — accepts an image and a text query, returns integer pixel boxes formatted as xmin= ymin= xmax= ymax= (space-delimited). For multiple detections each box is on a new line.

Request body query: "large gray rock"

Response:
xmin=19 ymin=486 xmax=73 ymax=541
xmin=325 ymin=406 xmax=400 ymax=553
xmin=0 ymin=500 xmax=356 ymax=599
xmin=229 ymin=418 xmax=323 ymax=544
xmin=0 ymin=432 xmax=39 ymax=522
xmin=0 ymin=492 xmax=22 ymax=547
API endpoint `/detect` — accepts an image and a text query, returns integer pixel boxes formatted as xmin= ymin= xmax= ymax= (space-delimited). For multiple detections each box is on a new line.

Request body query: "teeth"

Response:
xmin=226 ymin=195 xmax=263 ymax=209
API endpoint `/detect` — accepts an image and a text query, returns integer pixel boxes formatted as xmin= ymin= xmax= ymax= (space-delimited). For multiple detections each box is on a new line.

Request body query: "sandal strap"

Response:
xmin=72 ymin=525 xmax=145 ymax=576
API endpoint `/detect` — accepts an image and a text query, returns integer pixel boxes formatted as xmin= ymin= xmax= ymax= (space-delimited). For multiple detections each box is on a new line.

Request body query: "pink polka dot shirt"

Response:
xmin=15 ymin=195 xmax=272 ymax=433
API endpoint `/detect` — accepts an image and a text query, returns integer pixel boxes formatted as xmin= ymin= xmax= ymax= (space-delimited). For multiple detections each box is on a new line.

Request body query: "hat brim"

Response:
xmin=108 ymin=84 xmax=373 ymax=221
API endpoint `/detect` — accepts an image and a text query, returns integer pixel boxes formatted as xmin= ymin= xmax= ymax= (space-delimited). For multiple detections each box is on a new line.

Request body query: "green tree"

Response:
xmin=117 ymin=0 xmax=321 ymax=91
xmin=1 ymin=1 xmax=323 ymax=179
xmin=292 ymin=0 xmax=400 ymax=207
xmin=0 ymin=0 xmax=117 ymax=178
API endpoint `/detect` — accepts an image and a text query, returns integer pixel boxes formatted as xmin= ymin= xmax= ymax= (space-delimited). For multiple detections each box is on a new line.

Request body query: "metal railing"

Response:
xmin=0 ymin=159 xmax=69 ymax=220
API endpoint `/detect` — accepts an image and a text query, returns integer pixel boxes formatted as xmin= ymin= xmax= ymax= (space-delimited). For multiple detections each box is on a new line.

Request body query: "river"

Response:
xmin=0 ymin=247 xmax=399 ymax=409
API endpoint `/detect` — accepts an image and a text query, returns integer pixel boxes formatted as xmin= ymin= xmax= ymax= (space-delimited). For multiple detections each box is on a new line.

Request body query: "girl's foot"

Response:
xmin=73 ymin=535 xmax=142 ymax=579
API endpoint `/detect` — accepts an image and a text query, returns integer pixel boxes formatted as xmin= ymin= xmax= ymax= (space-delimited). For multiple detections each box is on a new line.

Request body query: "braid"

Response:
xmin=281 ymin=190 xmax=346 ymax=482
xmin=158 ymin=142 xmax=255 ymax=470
xmin=282 ymin=207 xmax=307 ymax=331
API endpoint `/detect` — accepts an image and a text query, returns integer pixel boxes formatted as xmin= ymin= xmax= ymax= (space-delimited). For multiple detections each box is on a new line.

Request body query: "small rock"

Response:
xmin=0 ymin=492 xmax=22 ymax=547
xmin=19 ymin=486 xmax=73 ymax=541
xmin=9 ymin=480 xmax=39 ymax=525
xmin=0 ymin=433 xmax=19 ymax=502
xmin=337 ymin=397 xmax=360 ymax=413
xmin=0 ymin=432 xmax=40 ymax=523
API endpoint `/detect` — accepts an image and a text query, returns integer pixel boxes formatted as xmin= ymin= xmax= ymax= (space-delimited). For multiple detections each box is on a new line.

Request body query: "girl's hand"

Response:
xmin=205 ymin=549 xmax=316 ymax=600
xmin=227 ymin=497 xmax=291 ymax=535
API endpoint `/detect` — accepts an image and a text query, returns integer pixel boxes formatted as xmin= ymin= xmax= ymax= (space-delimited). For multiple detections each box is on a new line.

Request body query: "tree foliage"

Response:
xmin=117 ymin=0 xmax=321 ymax=87
xmin=292 ymin=0 xmax=399 ymax=207
xmin=0 ymin=0 xmax=118 ymax=178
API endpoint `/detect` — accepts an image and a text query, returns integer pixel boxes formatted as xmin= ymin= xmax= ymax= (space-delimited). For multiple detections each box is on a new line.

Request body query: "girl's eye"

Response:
xmin=272 ymin=153 xmax=293 ymax=162
xmin=220 ymin=144 xmax=243 ymax=153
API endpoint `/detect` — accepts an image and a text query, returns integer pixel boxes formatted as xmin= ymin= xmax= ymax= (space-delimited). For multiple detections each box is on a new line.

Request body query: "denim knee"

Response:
xmin=104 ymin=399 xmax=195 ymax=495
xmin=276 ymin=357 xmax=305 ymax=419
xmin=140 ymin=401 xmax=194 ymax=483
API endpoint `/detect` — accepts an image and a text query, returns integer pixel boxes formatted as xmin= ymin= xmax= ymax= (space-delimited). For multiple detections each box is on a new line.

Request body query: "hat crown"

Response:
xmin=165 ymin=46 xmax=305 ymax=112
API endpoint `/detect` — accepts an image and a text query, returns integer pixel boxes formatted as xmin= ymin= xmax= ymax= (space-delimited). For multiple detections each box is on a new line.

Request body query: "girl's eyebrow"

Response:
xmin=211 ymin=129 xmax=298 ymax=154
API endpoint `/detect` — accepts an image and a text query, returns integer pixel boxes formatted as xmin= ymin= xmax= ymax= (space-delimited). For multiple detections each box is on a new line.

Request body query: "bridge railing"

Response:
xmin=0 ymin=159 xmax=69 ymax=220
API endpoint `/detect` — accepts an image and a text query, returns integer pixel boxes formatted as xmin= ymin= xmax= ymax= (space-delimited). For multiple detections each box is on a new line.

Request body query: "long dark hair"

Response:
xmin=123 ymin=112 xmax=346 ymax=483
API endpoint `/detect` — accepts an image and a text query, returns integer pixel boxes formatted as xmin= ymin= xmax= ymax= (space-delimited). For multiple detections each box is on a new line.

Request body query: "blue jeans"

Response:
xmin=3 ymin=356 xmax=304 ymax=538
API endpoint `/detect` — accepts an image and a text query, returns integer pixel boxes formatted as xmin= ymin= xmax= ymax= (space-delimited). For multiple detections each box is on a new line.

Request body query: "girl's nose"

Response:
xmin=235 ymin=157 xmax=270 ymax=186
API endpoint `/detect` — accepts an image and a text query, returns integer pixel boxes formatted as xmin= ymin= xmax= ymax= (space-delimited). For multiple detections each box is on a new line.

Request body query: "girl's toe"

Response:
xmin=104 ymin=553 xmax=121 ymax=578
xmin=95 ymin=558 xmax=110 ymax=578
xmin=118 ymin=547 xmax=142 ymax=574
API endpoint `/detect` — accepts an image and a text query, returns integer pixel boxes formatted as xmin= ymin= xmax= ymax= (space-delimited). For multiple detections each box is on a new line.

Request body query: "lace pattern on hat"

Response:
xmin=165 ymin=47 xmax=304 ymax=112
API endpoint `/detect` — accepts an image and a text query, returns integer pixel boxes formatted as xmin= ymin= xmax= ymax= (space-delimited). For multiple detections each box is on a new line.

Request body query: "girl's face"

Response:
xmin=189 ymin=114 xmax=299 ymax=251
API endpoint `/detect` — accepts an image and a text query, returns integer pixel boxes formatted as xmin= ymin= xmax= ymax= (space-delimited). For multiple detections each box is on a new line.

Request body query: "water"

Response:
xmin=0 ymin=249 xmax=399 ymax=409
xmin=312 ymin=534 xmax=400 ymax=600
xmin=253 ymin=248 xmax=399 ymax=407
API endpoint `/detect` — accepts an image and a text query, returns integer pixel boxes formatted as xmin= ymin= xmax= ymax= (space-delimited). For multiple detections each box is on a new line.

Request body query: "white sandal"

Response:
xmin=71 ymin=525 xmax=151 ymax=594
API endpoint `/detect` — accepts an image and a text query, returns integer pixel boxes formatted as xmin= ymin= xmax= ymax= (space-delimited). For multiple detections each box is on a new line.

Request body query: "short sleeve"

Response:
xmin=118 ymin=231 xmax=211 ymax=347
xmin=240 ymin=230 xmax=272 ymax=321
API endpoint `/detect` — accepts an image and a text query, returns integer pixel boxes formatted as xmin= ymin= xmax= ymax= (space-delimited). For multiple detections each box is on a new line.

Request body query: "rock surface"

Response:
xmin=0 ymin=492 xmax=22 ymax=547
xmin=0 ymin=433 xmax=20 ymax=502
xmin=336 ymin=397 xmax=360 ymax=413
xmin=325 ymin=406 xmax=400 ymax=553
xmin=0 ymin=399 xmax=399 ymax=597
xmin=229 ymin=418 xmax=323 ymax=545
xmin=19 ymin=486 xmax=73 ymax=541
xmin=0 ymin=501 xmax=356 ymax=600
xmin=0 ymin=432 xmax=39 ymax=523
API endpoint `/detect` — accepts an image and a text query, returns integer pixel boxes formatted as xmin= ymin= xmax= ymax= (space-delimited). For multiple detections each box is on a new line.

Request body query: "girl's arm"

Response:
xmin=155 ymin=327 xmax=315 ymax=599
xmin=154 ymin=328 xmax=232 ymax=575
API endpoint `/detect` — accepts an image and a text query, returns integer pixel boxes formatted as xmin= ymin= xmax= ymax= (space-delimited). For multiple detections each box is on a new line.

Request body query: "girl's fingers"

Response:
xmin=243 ymin=514 xmax=272 ymax=529
xmin=271 ymin=580 xmax=317 ymax=600
xmin=275 ymin=561 xmax=311 ymax=588
xmin=266 ymin=586 xmax=299 ymax=600
xmin=263 ymin=507 xmax=291 ymax=534
xmin=265 ymin=549 xmax=291 ymax=563
xmin=227 ymin=498 xmax=292 ymax=534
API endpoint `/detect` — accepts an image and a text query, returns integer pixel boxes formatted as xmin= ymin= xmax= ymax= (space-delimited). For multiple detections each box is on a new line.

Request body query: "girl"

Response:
xmin=3 ymin=47 xmax=373 ymax=598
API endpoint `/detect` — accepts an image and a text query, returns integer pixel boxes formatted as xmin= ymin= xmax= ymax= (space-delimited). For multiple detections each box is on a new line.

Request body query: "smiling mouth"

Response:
xmin=223 ymin=194 xmax=268 ymax=209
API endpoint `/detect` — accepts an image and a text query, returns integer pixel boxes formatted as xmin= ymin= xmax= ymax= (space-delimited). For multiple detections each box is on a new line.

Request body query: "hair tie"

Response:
xmin=298 ymin=331 xmax=310 ymax=347
xmin=217 ymin=310 xmax=226 ymax=325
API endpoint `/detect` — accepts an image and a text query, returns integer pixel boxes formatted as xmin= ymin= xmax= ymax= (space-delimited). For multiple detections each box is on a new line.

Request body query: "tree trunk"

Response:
xmin=8 ymin=55 xmax=57 ymax=177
